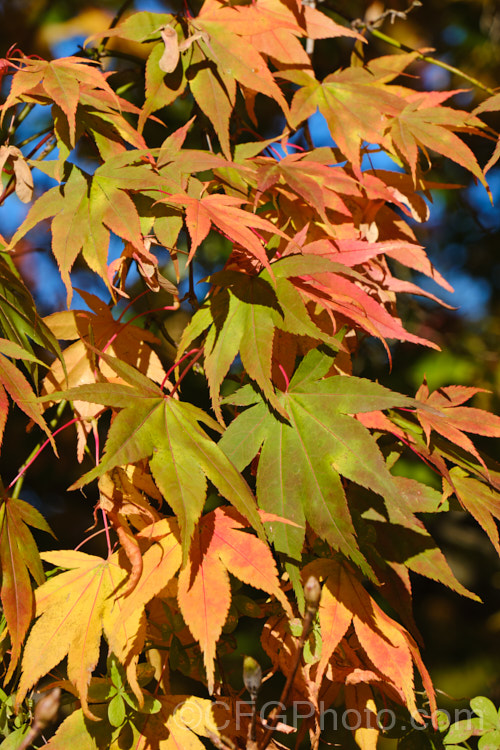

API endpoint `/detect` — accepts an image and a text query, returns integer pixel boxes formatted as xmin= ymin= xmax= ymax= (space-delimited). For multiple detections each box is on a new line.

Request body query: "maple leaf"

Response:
xmin=415 ymin=381 xmax=500 ymax=471
xmin=76 ymin=85 xmax=147 ymax=153
xmin=345 ymin=682 xmax=379 ymax=750
xmin=159 ymin=192 xmax=288 ymax=271
xmin=2 ymin=56 xmax=122 ymax=146
xmin=447 ymin=467 xmax=500 ymax=556
xmin=472 ymin=93 xmax=500 ymax=173
xmin=178 ymin=268 xmax=342 ymax=422
xmin=288 ymin=67 xmax=402 ymax=174
xmin=0 ymin=253 xmax=64 ymax=381
xmin=45 ymin=354 xmax=264 ymax=560
xmin=112 ymin=518 xmax=182 ymax=626
xmin=254 ymin=152 xmax=356 ymax=224
xmin=39 ymin=705 xmax=111 ymax=749
xmin=103 ymin=509 xmax=291 ymax=695
xmin=3 ymin=9 xmax=500 ymax=750
xmin=83 ymin=13 xmax=188 ymax=131
xmin=0 ymin=337 xmax=54 ymax=448
xmin=362 ymin=477 xmax=480 ymax=603
xmin=15 ymin=549 xmax=144 ymax=719
xmin=177 ymin=506 xmax=292 ymax=693
xmin=246 ymin=0 xmax=362 ymax=69
xmin=8 ymin=153 xmax=166 ymax=303
xmin=189 ymin=2 xmax=289 ymax=116
xmin=266 ymin=252 xmax=439 ymax=351
xmin=42 ymin=290 xmax=166 ymax=461
xmin=302 ymin=558 xmax=436 ymax=725
xmin=0 ymin=495 xmax=54 ymax=680
xmin=386 ymin=90 xmax=489 ymax=192
xmin=140 ymin=42 xmax=188 ymax=132
xmin=220 ymin=349 xmax=415 ymax=583
xmin=128 ymin=694 xmax=241 ymax=749
xmin=188 ymin=42 xmax=236 ymax=159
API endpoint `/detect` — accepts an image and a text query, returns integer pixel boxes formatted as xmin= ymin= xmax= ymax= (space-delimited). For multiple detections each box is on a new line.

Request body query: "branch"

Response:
xmin=359 ymin=0 xmax=423 ymax=29
xmin=257 ymin=577 xmax=321 ymax=750
xmin=97 ymin=0 xmax=135 ymax=53
xmin=365 ymin=27 xmax=496 ymax=96
xmin=323 ymin=1 xmax=496 ymax=97
xmin=17 ymin=688 xmax=61 ymax=750
xmin=346 ymin=0 xmax=496 ymax=97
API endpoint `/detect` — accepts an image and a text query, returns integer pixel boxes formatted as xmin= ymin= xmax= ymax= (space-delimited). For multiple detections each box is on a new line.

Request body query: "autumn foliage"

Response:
xmin=1 ymin=2 xmax=500 ymax=749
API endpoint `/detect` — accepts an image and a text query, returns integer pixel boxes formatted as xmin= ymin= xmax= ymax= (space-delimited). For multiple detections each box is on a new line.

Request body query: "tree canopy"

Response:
xmin=1 ymin=1 xmax=500 ymax=749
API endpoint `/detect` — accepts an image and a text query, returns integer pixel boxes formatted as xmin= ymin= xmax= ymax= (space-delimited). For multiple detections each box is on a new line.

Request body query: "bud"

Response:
xmin=34 ymin=688 xmax=61 ymax=729
xmin=243 ymin=655 xmax=262 ymax=700
xmin=303 ymin=576 xmax=321 ymax=613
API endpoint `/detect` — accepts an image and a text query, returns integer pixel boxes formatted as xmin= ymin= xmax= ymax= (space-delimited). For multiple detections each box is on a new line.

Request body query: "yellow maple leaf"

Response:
xmin=16 ymin=550 xmax=142 ymax=720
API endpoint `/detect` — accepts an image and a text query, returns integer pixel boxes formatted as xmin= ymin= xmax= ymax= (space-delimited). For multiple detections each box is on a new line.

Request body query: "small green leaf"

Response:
xmin=479 ymin=731 xmax=500 ymax=750
xmin=0 ymin=727 xmax=31 ymax=750
xmin=444 ymin=718 xmax=482 ymax=744
xmin=108 ymin=694 xmax=126 ymax=728
xmin=436 ymin=711 xmax=451 ymax=733
xmin=138 ymin=696 xmax=162 ymax=715
xmin=471 ymin=697 xmax=499 ymax=729
xmin=233 ymin=594 xmax=262 ymax=617
xmin=109 ymin=655 xmax=125 ymax=690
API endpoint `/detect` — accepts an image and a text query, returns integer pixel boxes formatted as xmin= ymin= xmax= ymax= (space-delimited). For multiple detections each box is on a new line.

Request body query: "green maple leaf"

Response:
xmin=0 ymin=252 xmax=63 ymax=380
xmin=42 ymin=354 xmax=264 ymax=561
xmin=8 ymin=154 xmax=165 ymax=304
xmin=0 ymin=494 xmax=54 ymax=679
xmin=179 ymin=267 xmax=342 ymax=422
xmin=189 ymin=42 xmax=235 ymax=160
xmin=386 ymin=91 xmax=489 ymax=190
xmin=219 ymin=349 xmax=415 ymax=579
xmin=362 ymin=477 xmax=480 ymax=603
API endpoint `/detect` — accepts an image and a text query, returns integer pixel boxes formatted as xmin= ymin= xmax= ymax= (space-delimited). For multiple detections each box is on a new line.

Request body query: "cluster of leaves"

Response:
xmin=395 ymin=696 xmax=500 ymax=750
xmin=1 ymin=1 xmax=500 ymax=748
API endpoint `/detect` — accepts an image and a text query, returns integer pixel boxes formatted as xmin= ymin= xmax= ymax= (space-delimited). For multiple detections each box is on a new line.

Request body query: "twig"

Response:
xmin=360 ymin=0 xmax=422 ymax=29
xmin=367 ymin=27 xmax=496 ymax=96
xmin=302 ymin=0 xmax=316 ymax=56
xmin=98 ymin=0 xmax=134 ymax=53
xmin=0 ymin=131 xmax=55 ymax=207
xmin=257 ymin=577 xmax=321 ymax=750
xmin=9 ymin=400 xmax=68 ymax=498
xmin=17 ymin=688 xmax=61 ymax=750
xmin=343 ymin=0 xmax=497 ymax=96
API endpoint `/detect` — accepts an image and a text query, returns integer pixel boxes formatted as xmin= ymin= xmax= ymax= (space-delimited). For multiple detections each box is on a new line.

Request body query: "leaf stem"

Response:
xmin=277 ymin=364 xmax=290 ymax=392
xmin=73 ymin=527 xmax=108 ymax=551
xmin=91 ymin=419 xmax=112 ymax=557
xmin=161 ymin=348 xmax=200 ymax=392
xmin=15 ymin=125 xmax=53 ymax=149
xmin=9 ymin=409 xmax=75 ymax=496
xmin=101 ymin=303 xmax=178 ymax=355
xmin=116 ymin=290 xmax=150 ymax=324
xmin=169 ymin=348 xmax=204 ymax=398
